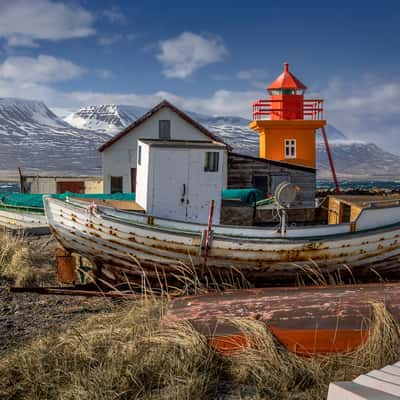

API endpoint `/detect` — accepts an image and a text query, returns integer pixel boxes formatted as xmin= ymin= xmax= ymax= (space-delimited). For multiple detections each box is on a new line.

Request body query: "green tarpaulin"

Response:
xmin=221 ymin=188 xmax=264 ymax=205
xmin=0 ymin=192 xmax=136 ymax=210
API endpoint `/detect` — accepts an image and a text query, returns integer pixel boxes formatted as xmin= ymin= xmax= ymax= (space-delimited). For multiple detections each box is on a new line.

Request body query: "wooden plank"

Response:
xmin=327 ymin=382 xmax=399 ymax=399
xmin=367 ymin=370 xmax=400 ymax=384
xmin=353 ymin=375 xmax=400 ymax=397
xmin=380 ymin=366 xmax=400 ymax=377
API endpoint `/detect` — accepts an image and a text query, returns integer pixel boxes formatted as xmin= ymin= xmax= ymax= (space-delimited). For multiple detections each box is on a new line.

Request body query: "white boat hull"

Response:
xmin=0 ymin=208 xmax=49 ymax=235
xmin=44 ymin=197 xmax=400 ymax=283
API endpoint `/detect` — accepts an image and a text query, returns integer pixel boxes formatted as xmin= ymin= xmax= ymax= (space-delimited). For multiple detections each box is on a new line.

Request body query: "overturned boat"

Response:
xmin=163 ymin=282 xmax=400 ymax=355
xmin=44 ymin=193 xmax=400 ymax=286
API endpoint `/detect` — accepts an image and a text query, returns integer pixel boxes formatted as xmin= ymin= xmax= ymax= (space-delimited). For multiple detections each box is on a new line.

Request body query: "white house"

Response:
xmin=99 ymin=100 xmax=226 ymax=194
xmin=136 ymin=139 xmax=227 ymax=224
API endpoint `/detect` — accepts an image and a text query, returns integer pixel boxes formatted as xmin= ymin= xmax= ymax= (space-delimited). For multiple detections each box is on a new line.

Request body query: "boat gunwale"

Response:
xmin=45 ymin=196 xmax=400 ymax=243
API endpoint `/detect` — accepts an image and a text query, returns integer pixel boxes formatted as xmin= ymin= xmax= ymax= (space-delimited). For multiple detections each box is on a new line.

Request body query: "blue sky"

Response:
xmin=0 ymin=0 xmax=399 ymax=151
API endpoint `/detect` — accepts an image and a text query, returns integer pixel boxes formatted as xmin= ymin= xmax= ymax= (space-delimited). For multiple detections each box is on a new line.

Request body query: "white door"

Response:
xmin=152 ymin=149 xmax=190 ymax=221
xmin=186 ymin=150 xmax=219 ymax=224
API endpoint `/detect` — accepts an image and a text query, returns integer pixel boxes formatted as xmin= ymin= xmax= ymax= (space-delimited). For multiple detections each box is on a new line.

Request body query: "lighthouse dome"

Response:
xmin=267 ymin=62 xmax=307 ymax=94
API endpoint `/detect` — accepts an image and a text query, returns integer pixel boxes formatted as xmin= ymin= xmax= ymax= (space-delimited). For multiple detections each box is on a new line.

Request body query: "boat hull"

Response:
xmin=43 ymin=197 xmax=400 ymax=285
xmin=164 ymin=283 xmax=400 ymax=355
xmin=0 ymin=208 xmax=49 ymax=235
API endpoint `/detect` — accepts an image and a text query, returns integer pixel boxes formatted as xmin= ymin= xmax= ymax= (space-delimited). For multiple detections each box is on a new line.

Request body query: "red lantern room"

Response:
xmin=267 ymin=62 xmax=307 ymax=120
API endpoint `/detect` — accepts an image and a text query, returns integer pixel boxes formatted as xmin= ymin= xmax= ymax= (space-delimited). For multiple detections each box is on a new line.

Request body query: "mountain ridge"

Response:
xmin=0 ymin=98 xmax=110 ymax=174
xmin=0 ymin=97 xmax=397 ymax=179
xmin=64 ymin=103 xmax=399 ymax=180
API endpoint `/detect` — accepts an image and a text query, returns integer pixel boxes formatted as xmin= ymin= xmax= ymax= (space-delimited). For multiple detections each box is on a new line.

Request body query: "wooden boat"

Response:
xmin=0 ymin=204 xmax=49 ymax=235
xmin=43 ymin=196 xmax=400 ymax=285
xmin=163 ymin=283 xmax=400 ymax=355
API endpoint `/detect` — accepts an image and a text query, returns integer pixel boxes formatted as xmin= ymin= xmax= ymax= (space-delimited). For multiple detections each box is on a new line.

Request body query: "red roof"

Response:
xmin=98 ymin=100 xmax=228 ymax=152
xmin=267 ymin=62 xmax=307 ymax=91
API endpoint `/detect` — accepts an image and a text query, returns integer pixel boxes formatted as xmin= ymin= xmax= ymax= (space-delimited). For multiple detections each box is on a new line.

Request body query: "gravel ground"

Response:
xmin=0 ymin=235 xmax=124 ymax=356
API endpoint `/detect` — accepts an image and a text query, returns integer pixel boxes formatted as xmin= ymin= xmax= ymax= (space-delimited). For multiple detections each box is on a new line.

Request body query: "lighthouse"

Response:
xmin=250 ymin=63 xmax=325 ymax=169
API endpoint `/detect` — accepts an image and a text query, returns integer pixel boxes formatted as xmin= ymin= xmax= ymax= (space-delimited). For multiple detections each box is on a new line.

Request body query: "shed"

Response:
xmin=227 ymin=152 xmax=316 ymax=208
xmin=20 ymin=173 xmax=103 ymax=194
xmin=136 ymin=139 xmax=227 ymax=224
xmin=99 ymin=100 xmax=226 ymax=194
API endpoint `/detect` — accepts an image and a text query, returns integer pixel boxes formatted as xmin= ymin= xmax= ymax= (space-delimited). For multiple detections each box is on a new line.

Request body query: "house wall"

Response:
xmin=24 ymin=176 xmax=103 ymax=194
xmin=135 ymin=142 xmax=150 ymax=210
xmin=227 ymin=153 xmax=316 ymax=208
xmin=102 ymin=108 xmax=211 ymax=193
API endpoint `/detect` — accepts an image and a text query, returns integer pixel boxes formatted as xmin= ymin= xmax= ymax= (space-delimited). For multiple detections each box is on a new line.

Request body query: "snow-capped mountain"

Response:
xmin=0 ymin=98 xmax=110 ymax=174
xmin=0 ymin=98 xmax=399 ymax=179
xmin=317 ymin=141 xmax=400 ymax=180
xmin=65 ymin=104 xmax=147 ymax=134
xmin=64 ymin=103 xmax=400 ymax=179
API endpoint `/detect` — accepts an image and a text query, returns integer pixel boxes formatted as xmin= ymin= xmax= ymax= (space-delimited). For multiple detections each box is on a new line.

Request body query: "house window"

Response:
xmin=284 ymin=139 xmax=296 ymax=159
xmin=204 ymin=152 xmax=219 ymax=172
xmin=159 ymin=120 xmax=171 ymax=139
xmin=138 ymin=145 xmax=142 ymax=165
xmin=110 ymin=176 xmax=123 ymax=194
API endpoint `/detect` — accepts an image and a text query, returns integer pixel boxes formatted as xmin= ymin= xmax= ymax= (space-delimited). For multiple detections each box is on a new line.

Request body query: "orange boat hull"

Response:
xmin=164 ymin=283 xmax=400 ymax=355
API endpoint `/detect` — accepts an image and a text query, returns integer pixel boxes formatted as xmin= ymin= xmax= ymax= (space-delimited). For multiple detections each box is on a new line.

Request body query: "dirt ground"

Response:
xmin=0 ymin=235 xmax=125 ymax=356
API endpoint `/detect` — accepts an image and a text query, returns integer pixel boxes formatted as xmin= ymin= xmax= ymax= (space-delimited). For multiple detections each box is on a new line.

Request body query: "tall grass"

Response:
xmin=0 ymin=230 xmax=54 ymax=286
xmin=0 ymin=299 xmax=399 ymax=400
xmin=0 ymin=230 xmax=35 ymax=286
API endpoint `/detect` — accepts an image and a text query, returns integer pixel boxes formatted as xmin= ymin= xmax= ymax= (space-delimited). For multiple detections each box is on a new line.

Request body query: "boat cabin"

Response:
xmin=326 ymin=195 xmax=400 ymax=225
xmin=136 ymin=139 xmax=227 ymax=224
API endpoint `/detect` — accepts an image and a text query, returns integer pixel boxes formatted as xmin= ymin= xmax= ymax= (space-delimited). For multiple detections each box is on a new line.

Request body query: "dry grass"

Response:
xmin=0 ymin=299 xmax=224 ymax=400
xmin=0 ymin=299 xmax=399 ymax=400
xmin=1 ymin=230 xmax=399 ymax=398
xmin=0 ymin=230 xmax=35 ymax=286
xmin=0 ymin=230 xmax=55 ymax=286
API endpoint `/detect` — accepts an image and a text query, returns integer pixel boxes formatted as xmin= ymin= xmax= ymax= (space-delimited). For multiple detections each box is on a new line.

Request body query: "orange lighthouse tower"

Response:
xmin=250 ymin=63 xmax=325 ymax=170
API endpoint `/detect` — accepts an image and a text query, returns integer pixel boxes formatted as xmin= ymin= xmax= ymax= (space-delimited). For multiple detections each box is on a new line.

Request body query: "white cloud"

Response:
xmin=236 ymin=69 xmax=269 ymax=89
xmin=6 ymin=35 xmax=38 ymax=48
xmin=98 ymin=33 xmax=138 ymax=46
xmin=98 ymin=34 xmax=123 ymax=46
xmin=237 ymin=69 xmax=269 ymax=81
xmin=0 ymin=0 xmax=95 ymax=47
xmin=157 ymin=32 xmax=228 ymax=78
xmin=318 ymin=77 xmax=400 ymax=147
xmin=102 ymin=7 xmax=126 ymax=24
xmin=0 ymin=64 xmax=399 ymax=154
xmin=0 ymin=55 xmax=84 ymax=83
xmin=95 ymin=69 xmax=114 ymax=79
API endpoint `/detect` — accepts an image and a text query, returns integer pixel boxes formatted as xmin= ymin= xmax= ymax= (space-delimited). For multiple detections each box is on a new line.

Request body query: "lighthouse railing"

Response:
xmin=252 ymin=99 xmax=324 ymax=120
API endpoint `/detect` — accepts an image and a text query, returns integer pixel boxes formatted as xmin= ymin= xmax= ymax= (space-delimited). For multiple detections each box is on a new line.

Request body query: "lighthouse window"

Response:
xmin=285 ymin=139 xmax=296 ymax=159
xmin=204 ymin=152 xmax=219 ymax=172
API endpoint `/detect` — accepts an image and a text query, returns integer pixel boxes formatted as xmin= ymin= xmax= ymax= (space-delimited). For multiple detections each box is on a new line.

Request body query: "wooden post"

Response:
xmin=18 ymin=167 xmax=25 ymax=193
xmin=321 ymin=126 xmax=340 ymax=194
xmin=202 ymin=200 xmax=215 ymax=274
xmin=55 ymin=244 xmax=76 ymax=284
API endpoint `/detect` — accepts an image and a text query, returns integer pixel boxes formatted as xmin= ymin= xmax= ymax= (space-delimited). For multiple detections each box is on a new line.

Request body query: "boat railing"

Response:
xmin=366 ymin=199 xmax=400 ymax=209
